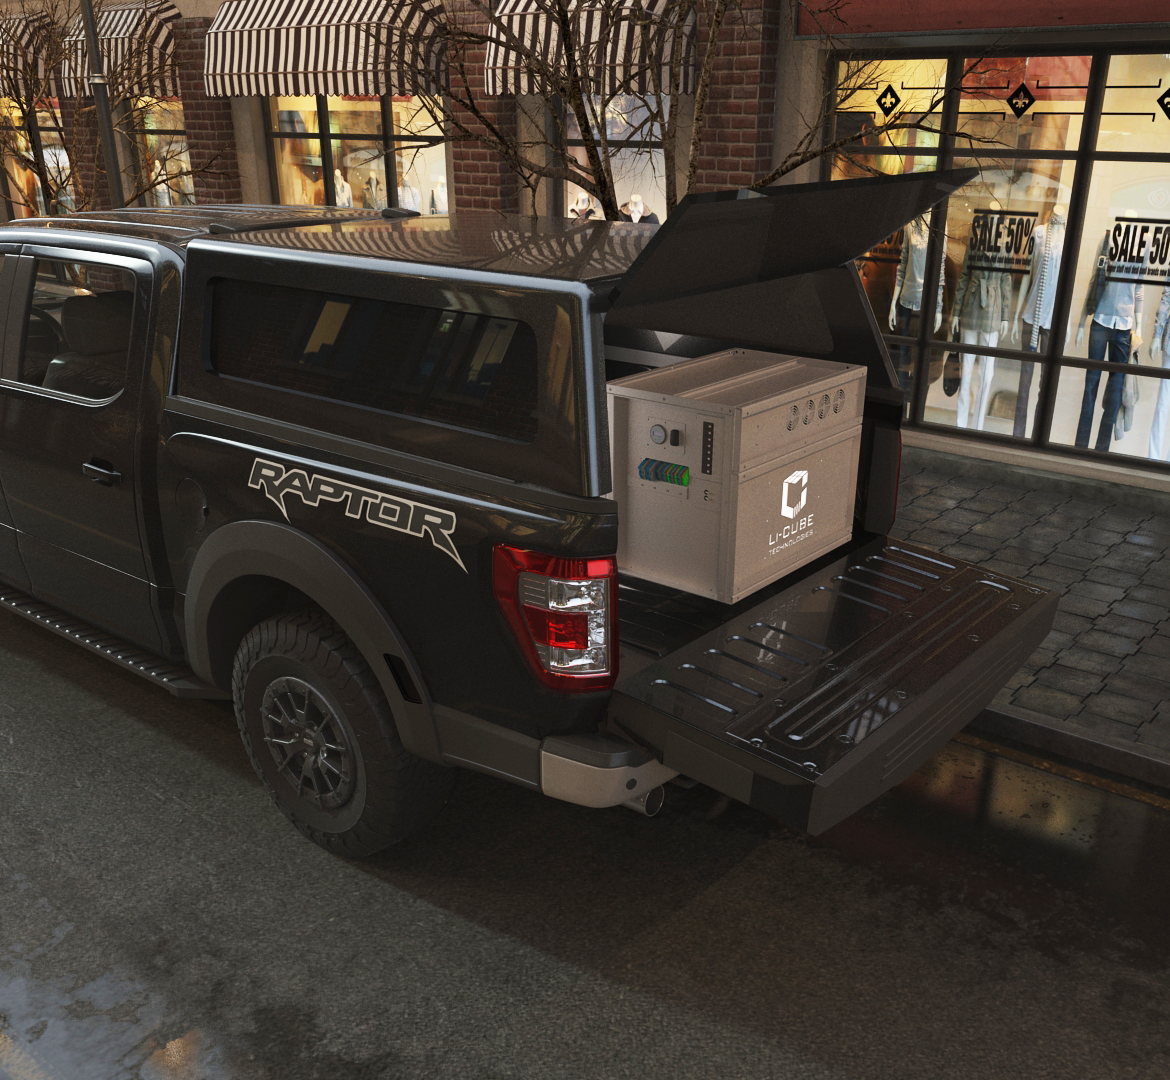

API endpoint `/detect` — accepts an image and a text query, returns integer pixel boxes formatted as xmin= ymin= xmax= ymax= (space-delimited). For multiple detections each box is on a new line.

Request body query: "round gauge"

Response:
xmin=650 ymin=424 xmax=667 ymax=444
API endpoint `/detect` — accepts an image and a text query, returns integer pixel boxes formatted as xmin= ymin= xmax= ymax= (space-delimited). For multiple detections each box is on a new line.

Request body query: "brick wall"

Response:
xmin=441 ymin=0 xmax=784 ymax=211
xmin=58 ymin=18 xmax=242 ymax=209
xmin=691 ymin=0 xmax=782 ymax=192
xmin=446 ymin=0 xmax=519 ymax=213
xmin=173 ymin=18 xmax=242 ymax=204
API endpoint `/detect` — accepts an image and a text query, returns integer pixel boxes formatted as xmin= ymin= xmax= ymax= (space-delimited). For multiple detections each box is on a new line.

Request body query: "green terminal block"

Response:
xmin=638 ymin=458 xmax=690 ymax=486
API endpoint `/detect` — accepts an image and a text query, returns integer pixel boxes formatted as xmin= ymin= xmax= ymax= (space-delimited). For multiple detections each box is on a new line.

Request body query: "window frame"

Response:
xmin=175 ymin=244 xmax=601 ymax=496
xmin=1 ymin=248 xmax=151 ymax=408
xmin=827 ymin=45 xmax=1170 ymax=474
xmin=0 ymin=98 xmax=71 ymax=219
xmin=125 ymin=96 xmax=194 ymax=209
xmin=560 ymin=93 xmax=669 ymax=220
xmin=262 ymin=94 xmax=447 ymax=209
xmin=206 ymin=278 xmax=540 ymax=444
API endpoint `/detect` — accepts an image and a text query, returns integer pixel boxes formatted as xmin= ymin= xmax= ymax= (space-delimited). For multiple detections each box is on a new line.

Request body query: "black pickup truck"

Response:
xmin=0 ymin=170 xmax=1056 ymax=855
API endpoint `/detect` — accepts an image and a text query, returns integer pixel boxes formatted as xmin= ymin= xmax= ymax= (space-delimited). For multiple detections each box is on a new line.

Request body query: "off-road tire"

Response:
xmin=232 ymin=610 xmax=453 ymax=856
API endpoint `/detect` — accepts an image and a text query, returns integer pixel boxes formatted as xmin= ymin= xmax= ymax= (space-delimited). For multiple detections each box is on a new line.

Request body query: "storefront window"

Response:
xmin=834 ymin=57 xmax=948 ymax=158
xmin=133 ymin=98 xmax=193 ymax=207
xmin=827 ymin=48 xmax=1170 ymax=471
xmin=921 ymin=348 xmax=1046 ymax=438
xmin=831 ymin=147 xmax=942 ymax=409
xmin=937 ymin=157 xmax=1077 ymax=340
xmin=1097 ymin=54 xmax=1170 ymax=156
xmin=269 ymin=96 xmax=326 ymax=206
xmin=564 ymin=96 xmax=664 ymax=222
xmin=1050 ymin=367 xmax=1170 ymax=463
xmin=956 ymin=56 xmax=1089 ymax=155
xmin=391 ymin=101 xmax=447 ymax=214
xmin=1064 ymin=160 xmax=1170 ymax=368
xmin=830 ymin=58 xmax=947 ymax=411
xmin=0 ymin=99 xmax=73 ymax=217
xmin=1056 ymin=160 xmax=1170 ymax=457
xmin=267 ymin=94 xmax=448 ymax=212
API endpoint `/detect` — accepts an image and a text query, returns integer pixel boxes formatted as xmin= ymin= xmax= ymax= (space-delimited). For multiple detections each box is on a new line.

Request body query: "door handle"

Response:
xmin=82 ymin=461 xmax=122 ymax=487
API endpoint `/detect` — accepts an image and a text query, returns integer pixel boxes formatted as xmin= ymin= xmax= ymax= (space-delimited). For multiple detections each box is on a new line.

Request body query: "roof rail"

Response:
xmin=204 ymin=207 xmax=421 ymax=236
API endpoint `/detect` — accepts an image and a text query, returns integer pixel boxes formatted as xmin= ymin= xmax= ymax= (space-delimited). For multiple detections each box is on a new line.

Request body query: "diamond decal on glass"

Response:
xmin=1158 ymin=86 xmax=1170 ymax=121
xmin=1007 ymin=83 xmax=1036 ymax=118
xmin=877 ymin=84 xmax=901 ymax=117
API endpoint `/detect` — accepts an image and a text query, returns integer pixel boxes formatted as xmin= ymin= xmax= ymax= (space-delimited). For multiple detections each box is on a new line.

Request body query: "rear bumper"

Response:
xmin=609 ymin=537 xmax=1058 ymax=834
xmin=540 ymin=734 xmax=677 ymax=807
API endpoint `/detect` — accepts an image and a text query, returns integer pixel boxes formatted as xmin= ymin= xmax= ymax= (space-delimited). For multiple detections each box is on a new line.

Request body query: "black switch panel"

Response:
xmin=669 ymin=428 xmax=681 ymax=446
xmin=702 ymin=422 xmax=714 ymax=474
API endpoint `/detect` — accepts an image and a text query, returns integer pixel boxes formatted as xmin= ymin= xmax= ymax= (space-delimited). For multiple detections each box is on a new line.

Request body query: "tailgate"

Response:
xmin=609 ymin=537 xmax=1057 ymax=834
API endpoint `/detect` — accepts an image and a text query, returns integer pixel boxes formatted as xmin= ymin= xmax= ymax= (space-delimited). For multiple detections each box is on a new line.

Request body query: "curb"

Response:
xmin=900 ymin=444 xmax=1170 ymax=515
xmin=968 ymin=704 xmax=1170 ymax=793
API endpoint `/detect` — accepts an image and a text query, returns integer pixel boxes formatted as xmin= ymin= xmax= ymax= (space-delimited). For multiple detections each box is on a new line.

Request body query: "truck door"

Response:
xmin=0 ymin=248 xmax=160 ymax=650
xmin=0 ymin=248 xmax=31 ymax=590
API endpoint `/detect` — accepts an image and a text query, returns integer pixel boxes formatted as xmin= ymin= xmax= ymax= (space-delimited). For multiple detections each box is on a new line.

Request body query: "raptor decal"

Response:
xmin=248 ymin=457 xmax=466 ymax=572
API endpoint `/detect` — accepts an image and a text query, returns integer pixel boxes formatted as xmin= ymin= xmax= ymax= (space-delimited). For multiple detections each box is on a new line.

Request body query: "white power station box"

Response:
xmin=608 ymin=349 xmax=867 ymax=604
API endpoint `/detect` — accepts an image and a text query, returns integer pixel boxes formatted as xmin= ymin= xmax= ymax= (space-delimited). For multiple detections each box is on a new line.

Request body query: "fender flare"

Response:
xmin=184 ymin=519 xmax=442 ymax=763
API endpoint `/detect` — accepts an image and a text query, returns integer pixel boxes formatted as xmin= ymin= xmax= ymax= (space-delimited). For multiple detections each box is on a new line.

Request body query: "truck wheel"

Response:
xmin=232 ymin=610 xmax=453 ymax=856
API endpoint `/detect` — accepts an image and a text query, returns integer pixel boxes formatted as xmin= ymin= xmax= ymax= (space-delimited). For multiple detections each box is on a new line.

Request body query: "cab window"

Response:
xmin=208 ymin=278 xmax=539 ymax=443
xmin=18 ymin=259 xmax=136 ymax=400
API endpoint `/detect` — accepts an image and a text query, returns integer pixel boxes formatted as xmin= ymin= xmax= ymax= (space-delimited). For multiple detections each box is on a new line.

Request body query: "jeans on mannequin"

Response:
xmin=893 ymin=303 xmax=920 ymax=391
xmin=1150 ymin=354 xmax=1170 ymax=461
xmin=1075 ymin=322 xmax=1130 ymax=451
xmin=957 ymin=328 xmax=997 ymax=430
xmin=1013 ymin=320 xmax=1049 ymax=438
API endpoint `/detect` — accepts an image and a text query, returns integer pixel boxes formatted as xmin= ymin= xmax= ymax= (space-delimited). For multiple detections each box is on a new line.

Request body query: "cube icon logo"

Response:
xmin=781 ymin=469 xmax=808 ymax=519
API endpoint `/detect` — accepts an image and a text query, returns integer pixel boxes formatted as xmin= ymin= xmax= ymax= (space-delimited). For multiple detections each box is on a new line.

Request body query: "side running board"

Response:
xmin=0 ymin=585 xmax=228 ymax=699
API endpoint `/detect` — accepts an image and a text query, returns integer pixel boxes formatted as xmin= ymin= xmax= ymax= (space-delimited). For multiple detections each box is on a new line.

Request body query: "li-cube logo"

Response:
xmin=781 ymin=469 xmax=808 ymax=520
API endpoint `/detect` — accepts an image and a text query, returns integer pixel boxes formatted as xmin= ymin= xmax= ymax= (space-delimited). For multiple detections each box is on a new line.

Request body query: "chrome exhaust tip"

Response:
xmin=622 ymin=785 xmax=665 ymax=817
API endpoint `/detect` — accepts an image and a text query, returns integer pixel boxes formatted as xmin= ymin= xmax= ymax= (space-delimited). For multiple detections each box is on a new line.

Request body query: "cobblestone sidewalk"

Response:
xmin=893 ymin=457 xmax=1170 ymax=751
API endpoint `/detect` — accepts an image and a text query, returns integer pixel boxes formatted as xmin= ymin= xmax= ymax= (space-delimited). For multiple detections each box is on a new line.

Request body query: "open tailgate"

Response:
xmin=610 ymin=537 xmax=1057 ymax=834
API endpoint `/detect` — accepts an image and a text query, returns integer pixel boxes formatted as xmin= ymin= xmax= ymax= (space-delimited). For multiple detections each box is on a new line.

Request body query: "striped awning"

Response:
xmin=60 ymin=1 xmax=181 ymax=99
xmin=0 ymin=16 xmax=54 ymax=99
xmin=203 ymin=0 xmax=445 ymax=98
xmin=484 ymin=0 xmax=696 ymax=97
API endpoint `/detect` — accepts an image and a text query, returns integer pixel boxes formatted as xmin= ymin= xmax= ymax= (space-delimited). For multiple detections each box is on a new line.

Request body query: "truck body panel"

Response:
xmin=0 ymin=174 xmax=1057 ymax=839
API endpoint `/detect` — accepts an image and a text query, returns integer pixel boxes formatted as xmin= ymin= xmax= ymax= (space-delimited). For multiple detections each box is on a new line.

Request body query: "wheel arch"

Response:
xmin=184 ymin=519 xmax=442 ymax=763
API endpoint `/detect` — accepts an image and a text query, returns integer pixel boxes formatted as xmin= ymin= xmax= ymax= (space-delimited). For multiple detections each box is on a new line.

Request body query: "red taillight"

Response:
xmin=493 ymin=544 xmax=618 ymax=693
xmin=523 ymin=607 xmax=590 ymax=650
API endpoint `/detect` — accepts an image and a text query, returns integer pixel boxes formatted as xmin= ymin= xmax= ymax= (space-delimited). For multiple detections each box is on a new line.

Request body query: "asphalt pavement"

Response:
xmin=3 ymin=606 xmax=1170 ymax=1078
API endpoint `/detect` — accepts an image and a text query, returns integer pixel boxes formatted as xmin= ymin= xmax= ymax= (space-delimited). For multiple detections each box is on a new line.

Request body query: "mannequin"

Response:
xmin=432 ymin=177 xmax=448 ymax=214
xmin=1009 ymin=203 xmax=1067 ymax=437
xmin=334 ymin=168 xmax=353 ymax=208
xmin=398 ymin=180 xmax=419 ymax=212
xmin=151 ymin=159 xmax=172 ymax=208
xmin=620 ymin=194 xmax=659 ymax=224
xmin=569 ymin=192 xmax=597 ymax=220
xmin=362 ymin=174 xmax=387 ymax=211
xmin=887 ymin=215 xmax=944 ymax=389
xmin=1149 ymin=284 xmax=1170 ymax=461
xmin=1074 ymin=212 xmax=1144 ymax=452
xmin=950 ymin=201 xmax=1011 ymax=430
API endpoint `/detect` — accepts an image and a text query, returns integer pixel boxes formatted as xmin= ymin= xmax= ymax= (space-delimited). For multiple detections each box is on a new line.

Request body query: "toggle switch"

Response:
xmin=669 ymin=429 xmax=681 ymax=446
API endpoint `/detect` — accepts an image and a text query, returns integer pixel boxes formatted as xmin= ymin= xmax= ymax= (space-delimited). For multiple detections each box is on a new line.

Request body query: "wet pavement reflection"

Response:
xmin=3 ymin=616 xmax=1170 ymax=1078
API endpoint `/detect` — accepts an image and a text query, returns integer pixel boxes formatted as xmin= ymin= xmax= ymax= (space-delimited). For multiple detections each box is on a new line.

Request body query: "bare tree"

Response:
xmin=392 ymin=0 xmax=1007 ymax=220
xmin=0 ymin=0 xmax=212 ymax=214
